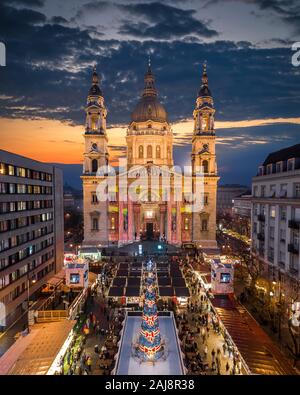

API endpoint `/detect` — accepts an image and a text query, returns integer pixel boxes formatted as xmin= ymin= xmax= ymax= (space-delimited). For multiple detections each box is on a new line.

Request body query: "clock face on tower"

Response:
xmin=91 ymin=143 xmax=97 ymax=151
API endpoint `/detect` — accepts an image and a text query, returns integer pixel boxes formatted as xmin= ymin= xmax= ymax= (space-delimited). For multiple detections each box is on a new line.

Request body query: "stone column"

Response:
xmin=160 ymin=205 xmax=166 ymax=239
xmin=119 ymin=199 xmax=124 ymax=245
xmin=128 ymin=197 xmax=133 ymax=242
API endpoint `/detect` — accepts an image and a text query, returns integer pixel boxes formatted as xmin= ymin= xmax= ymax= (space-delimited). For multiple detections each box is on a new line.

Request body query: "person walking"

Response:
xmin=87 ymin=356 xmax=92 ymax=372
xmin=211 ymin=348 xmax=216 ymax=363
xmin=225 ymin=362 xmax=230 ymax=374
xmin=222 ymin=342 xmax=227 ymax=356
xmin=204 ymin=345 xmax=208 ymax=359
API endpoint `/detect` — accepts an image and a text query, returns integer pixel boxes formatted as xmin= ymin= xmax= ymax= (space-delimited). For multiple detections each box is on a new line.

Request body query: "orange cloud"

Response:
xmin=1 ymin=116 xmax=300 ymax=164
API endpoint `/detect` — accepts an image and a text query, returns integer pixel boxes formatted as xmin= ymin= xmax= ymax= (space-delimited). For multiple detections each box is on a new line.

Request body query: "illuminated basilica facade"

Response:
xmin=81 ymin=62 xmax=219 ymax=249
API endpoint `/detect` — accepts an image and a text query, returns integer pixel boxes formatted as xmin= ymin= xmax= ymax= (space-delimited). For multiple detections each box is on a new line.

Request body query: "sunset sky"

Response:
xmin=0 ymin=0 xmax=300 ymax=188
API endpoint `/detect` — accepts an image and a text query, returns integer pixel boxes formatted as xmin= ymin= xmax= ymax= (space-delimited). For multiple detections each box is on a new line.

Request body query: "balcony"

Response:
xmin=289 ymin=265 xmax=299 ymax=275
xmin=288 ymin=243 xmax=299 ymax=254
xmin=288 ymin=220 xmax=300 ymax=230
xmin=279 ymin=261 xmax=285 ymax=269
xmin=258 ymin=214 xmax=265 ymax=222
xmin=257 ymin=232 xmax=265 ymax=241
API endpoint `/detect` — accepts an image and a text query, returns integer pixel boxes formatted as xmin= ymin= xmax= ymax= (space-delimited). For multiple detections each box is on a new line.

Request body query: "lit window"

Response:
xmin=184 ymin=217 xmax=189 ymax=230
xmin=0 ymin=163 xmax=6 ymax=175
xmin=270 ymin=206 xmax=276 ymax=218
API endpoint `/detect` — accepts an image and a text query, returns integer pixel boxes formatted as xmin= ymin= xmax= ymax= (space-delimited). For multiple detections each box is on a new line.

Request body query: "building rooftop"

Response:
xmin=263 ymin=143 xmax=300 ymax=166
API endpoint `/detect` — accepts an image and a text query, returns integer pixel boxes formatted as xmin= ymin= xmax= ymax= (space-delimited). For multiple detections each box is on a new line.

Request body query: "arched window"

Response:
xmin=156 ymin=145 xmax=161 ymax=159
xmin=92 ymin=159 xmax=98 ymax=173
xmin=138 ymin=145 xmax=144 ymax=159
xmin=202 ymin=160 xmax=209 ymax=173
xmin=147 ymin=145 xmax=153 ymax=159
xmin=202 ymin=219 xmax=208 ymax=231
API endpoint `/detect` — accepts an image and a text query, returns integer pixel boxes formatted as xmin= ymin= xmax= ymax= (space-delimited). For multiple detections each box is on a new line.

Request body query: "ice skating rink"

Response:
xmin=115 ymin=314 xmax=185 ymax=375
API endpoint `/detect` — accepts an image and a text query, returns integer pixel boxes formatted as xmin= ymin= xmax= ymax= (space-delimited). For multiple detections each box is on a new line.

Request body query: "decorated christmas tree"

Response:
xmin=134 ymin=260 xmax=164 ymax=362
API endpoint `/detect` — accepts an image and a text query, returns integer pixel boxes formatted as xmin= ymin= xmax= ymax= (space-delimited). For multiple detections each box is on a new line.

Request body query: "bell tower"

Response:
xmin=192 ymin=63 xmax=219 ymax=249
xmin=82 ymin=66 xmax=109 ymax=247
xmin=83 ymin=66 xmax=108 ymax=174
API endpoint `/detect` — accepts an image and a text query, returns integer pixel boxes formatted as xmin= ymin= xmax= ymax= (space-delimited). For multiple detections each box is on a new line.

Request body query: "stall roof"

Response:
xmin=108 ymin=287 xmax=124 ymax=297
xmin=119 ymin=263 xmax=129 ymax=269
xmin=116 ymin=270 xmax=129 ymax=277
xmin=172 ymin=278 xmax=186 ymax=287
xmin=158 ymin=277 xmax=172 ymax=286
xmin=174 ymin=287 xmax=190 ymax=297
xmin=170 ymin=271 xmax=183 ymax=278
xmin=129 ymin=270 xmax=141 ymax=276
xmin=127 ymin=277 xmax=141 ymax=286
xmin=112 ymin=277 xmax=127 ymax=287
xmin=125 ymin=287 xmax=140 ymax=297
xmin=157 ymin=272 xmax=169 ymax=277
xmin=159 ymin=287 xmax=174 ymax=297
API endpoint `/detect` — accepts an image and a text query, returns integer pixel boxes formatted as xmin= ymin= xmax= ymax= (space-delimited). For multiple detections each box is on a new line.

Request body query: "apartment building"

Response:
xmin=251 ymin=144 xmax=300 ymax=301
xmin=0 ymin=150 xmax=64 ymax=328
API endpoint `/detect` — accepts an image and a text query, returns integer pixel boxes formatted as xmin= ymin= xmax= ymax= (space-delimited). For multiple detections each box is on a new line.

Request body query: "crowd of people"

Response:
xmin=56 ymin=251 xmax=245 ymax=376
xmin=176 ymin=255 xmax=244 ymax=375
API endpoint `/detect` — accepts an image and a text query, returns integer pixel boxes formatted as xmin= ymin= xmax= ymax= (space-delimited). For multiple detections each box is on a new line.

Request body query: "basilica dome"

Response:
xmin=131 ymin=64 xmax=168 ymax=123
xmin=132 ymin=96 xmax=167 ymax=123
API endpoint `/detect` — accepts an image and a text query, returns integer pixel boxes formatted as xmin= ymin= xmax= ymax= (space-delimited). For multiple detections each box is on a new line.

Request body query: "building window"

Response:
xmin=202 ymin=160 xmax=209 ymax=174
xmin=253 ymin=186 xmax=258 ymax=197
xmin=91 ymin=193 xmax=98 ymax=204
xmin=91 ymin=159 xmax=98 ymax=173
xmin=270 ymin=206 xmax=276 ymax=218
xmin=0 ymin=163 xmax=6 ymax=175
xmin=17 ymin=201 xmax=27 ymax=211
xmin=280 ymin=206 xmax=286 ymax=221
xmin=204 ymin=193 xmax=209 ymax=205
xmin=201 ymin=219 xmax=208 ymax=231
xmin=184 ymin=217 xmax=189 ymax=230
xmin=111 ymin=217 xmax=115 ymax=230
xmin=261 ymin=186 xmax=266 ymax=197
xmin=280 ymin=228 xmax=286 ymax=241
xmin=138 ymin=145 xmax=144 ymax=159
xmin=276 ymin=162 xmax=282 ymax=173
xmin=147 ymin=145 xmax=152 ymax=159
xmin=294 ymin=183 xmax=300 ymax=198
xmin=17 ymin=184 xmax=26 ymax=194
xmin=269 ymin=185 xmax=276 ymax=197
xmin=92 ymin=218 xmax=98 ymax=231
xmin=287 ymin=159 xmax=294 ymax=171
xmin=280 ymin=184 xmax=287 ymax=198
xmin=156 ymin=145 xmax=161 ymax=159
xmin=0 ymin=183 xmax=7 ymax=194
xmin=8 ymin=165 xmax=15 ymax=176
xmin=16 ymin=167 xmax=26 ymax=177
xmin=267 ymin=164 xmax=273 ymax=175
